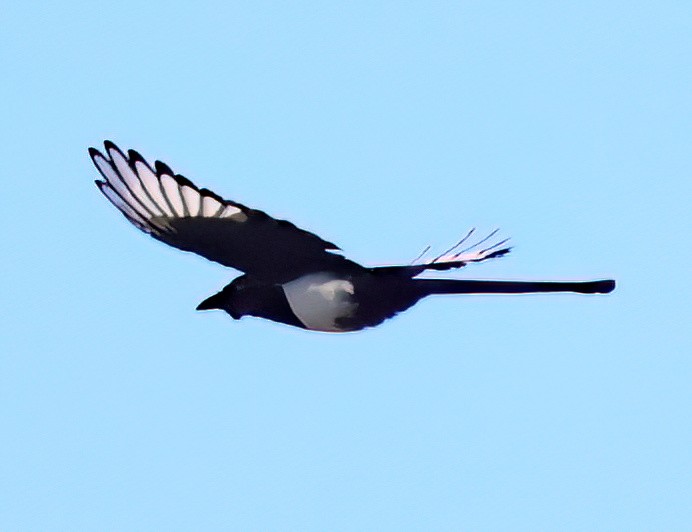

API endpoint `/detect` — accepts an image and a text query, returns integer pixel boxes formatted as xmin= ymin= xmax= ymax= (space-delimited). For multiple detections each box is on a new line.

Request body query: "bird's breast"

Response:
xmin=281 ymin=272 xmax=359 ymax=332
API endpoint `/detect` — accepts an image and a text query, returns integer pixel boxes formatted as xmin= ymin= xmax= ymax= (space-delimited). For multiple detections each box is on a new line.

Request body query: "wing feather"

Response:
xmin=92 ymin=141 xmax=353 ymax=281
xmin=180 ymin=185 xmax=200 ymax=216
xmin=160 ymin=174 xmax=185 ymax=216
xmin=132 ymin=159 xmax=173 ymax=216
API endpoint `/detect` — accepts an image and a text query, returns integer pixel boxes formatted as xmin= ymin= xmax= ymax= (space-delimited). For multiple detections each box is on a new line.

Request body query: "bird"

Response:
xmin=91 ymin=141 xmax=615 ymax=333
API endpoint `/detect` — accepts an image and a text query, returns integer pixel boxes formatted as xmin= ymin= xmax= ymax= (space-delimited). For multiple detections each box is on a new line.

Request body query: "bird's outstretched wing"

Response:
xmin=92 ymin=141 xmax=356 ymax=282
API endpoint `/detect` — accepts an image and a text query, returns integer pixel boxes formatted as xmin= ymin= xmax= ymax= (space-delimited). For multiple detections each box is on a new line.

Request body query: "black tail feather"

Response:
xmin=418 ymin=279 xmax=615 ymax=296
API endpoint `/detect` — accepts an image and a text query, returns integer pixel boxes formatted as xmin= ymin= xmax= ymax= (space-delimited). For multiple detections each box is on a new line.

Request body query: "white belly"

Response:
xmin=282 ymin=272 xmax=358 ymax=332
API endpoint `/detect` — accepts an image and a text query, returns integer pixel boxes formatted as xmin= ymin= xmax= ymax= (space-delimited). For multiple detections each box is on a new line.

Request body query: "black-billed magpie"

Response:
xmin=92 ymin=142 xmax=615 ymax=332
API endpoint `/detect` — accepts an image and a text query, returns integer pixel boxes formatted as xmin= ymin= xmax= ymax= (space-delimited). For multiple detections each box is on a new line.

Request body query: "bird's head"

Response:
xmin=196 ymin=275 xmax=267 ymax=320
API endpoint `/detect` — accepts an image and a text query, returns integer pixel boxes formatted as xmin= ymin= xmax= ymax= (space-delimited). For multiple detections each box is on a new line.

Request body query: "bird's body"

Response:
xmin=92 ymin=141 xmax=615 ymax=332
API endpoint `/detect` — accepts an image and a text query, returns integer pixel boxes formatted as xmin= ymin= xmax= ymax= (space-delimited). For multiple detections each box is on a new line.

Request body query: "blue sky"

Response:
xmin=1 ymin=1 xmax=690 ymax=530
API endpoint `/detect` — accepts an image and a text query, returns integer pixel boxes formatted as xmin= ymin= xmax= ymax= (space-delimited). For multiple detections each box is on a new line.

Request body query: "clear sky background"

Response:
xmin=1 ymin=2 xmax=690 ymax=530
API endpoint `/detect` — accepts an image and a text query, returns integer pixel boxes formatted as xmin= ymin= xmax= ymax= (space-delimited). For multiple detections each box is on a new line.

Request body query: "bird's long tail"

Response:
xmin=417 ymin=278 xmax=615 ymax=296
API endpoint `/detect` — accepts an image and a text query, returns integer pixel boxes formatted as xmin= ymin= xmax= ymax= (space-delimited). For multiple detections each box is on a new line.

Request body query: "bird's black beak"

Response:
xmin=197 ymin=291 xmax=242 ymax=319
xmin=196 ymin=292 xmax=225 ymax=311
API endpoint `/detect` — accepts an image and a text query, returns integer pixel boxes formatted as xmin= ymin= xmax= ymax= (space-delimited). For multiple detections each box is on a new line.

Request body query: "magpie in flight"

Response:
xmin=91 ymin=141 xmax=615 ymax=332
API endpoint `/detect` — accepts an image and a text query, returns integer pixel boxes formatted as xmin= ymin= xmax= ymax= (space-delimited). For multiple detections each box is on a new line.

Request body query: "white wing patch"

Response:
xmin=92 ymin=141 xmax=248 ymax=236
xmin=133 ymin=160 xmax=173 ymax=216
xmin=220 ymin=204 xmax=247 ymax=221
xmin=202 ymin=195 xmax=223 ymax=216
xmin=160 ymin=174 xmax=184 ymax=216
xmin=181 ymin=185 xmax=200 ymax=216
xmin=99 ymin=183 xmax=151 ymax=232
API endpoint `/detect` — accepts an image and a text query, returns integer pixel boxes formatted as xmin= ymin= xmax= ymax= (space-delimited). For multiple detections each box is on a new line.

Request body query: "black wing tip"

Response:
xmin=198 ymin=187 xmax=226 ymax=204
xmin=127 ymin=148 xmax=145 ymax=163
xmin=155 ymin=160 xmax=174 ymax=176
xmin=105 ymin=141 xmax=129 ymax=161
xmin=94 ymin=180 xmax=110 ymax=196
xmin=103 ymin=139 xmax=118 ymax=151
xmin=90 ymin=141 xmax=123 ymax=161
xmin=88 ymin=146 xmax=103 ymax=159
xmin=176 ymin=174 xmax=197 ymax=189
